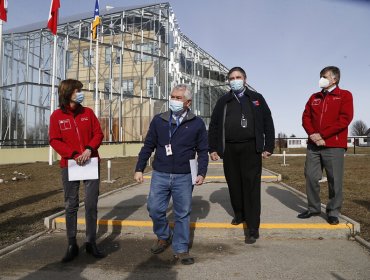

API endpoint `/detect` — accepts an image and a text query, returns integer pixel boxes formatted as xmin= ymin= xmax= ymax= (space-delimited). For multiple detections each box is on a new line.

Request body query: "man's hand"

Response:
xmin=262 ymin=151 xmax=272 ymax=159
xmin=316 ymin=139 xmax=326 ymax=146
xmin=195 ymin=175 xmax=205 ymax=186
xmin=134 ymin=172 xmax=144 ymax=183
xmin=210 ymin=152 xmax=220 ymax=161
xmin=309 ymin=133 xmax=322 ymax=142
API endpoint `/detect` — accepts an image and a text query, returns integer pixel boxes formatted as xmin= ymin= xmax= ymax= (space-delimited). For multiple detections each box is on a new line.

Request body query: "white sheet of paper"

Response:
xmin=189 ymin=159 xmax=198 ymax=185
xmin=68 ymin=157 xmax=99 ymax=181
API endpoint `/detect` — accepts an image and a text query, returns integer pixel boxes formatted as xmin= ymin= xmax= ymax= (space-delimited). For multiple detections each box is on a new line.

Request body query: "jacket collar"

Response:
xmin=160 ymin=109 xmax=196 ymax=123
xmin=226 ymin=87 xmax=257 ymax=101
xmin=316 ymin=86 xmax=341 ymax=98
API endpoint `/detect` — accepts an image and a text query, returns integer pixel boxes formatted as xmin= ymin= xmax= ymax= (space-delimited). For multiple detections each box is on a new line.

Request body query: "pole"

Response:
xmin=94 ymin=30 xmax=99 ymax=117
xmin=107 ymin=160 xmax=111 ymax=182
xmin=0 ymin=20 xmax=3 ymax=143
xmin=49 ymin=35 xmax=58 ymax=165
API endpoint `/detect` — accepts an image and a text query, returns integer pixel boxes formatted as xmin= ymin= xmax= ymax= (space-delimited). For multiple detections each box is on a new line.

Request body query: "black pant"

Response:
xmin=223 ymin=141 xmax=262 ymax=230
xmin=61 ymin=168 xmax=100 ymax=243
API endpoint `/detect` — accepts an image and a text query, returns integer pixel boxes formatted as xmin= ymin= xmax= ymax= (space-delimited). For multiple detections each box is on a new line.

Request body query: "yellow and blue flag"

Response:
xmin=92 ymin=0 xmax=100 ymax=39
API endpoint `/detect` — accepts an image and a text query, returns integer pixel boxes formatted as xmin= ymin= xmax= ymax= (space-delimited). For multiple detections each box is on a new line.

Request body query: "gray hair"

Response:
xmin=171 ymin=84 xmax=193 ymax=100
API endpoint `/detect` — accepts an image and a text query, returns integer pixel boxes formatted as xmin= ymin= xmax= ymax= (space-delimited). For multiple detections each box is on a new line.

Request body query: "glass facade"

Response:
xmin=0 ymin=3 xmax=229 ymax=146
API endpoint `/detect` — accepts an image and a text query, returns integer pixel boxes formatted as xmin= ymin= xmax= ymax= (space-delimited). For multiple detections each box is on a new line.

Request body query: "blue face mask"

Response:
xmin=74 ymin=92 xmax=84 ymax=104
xmin=230 ymin=79 xmax=245 ymax=92
xmin=169 ymin=99 xmax=184 ymax=113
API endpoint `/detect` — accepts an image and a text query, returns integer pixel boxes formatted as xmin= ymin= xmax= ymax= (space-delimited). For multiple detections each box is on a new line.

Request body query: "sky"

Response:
xmin=3 ymin=0 xmax=370 ymax=137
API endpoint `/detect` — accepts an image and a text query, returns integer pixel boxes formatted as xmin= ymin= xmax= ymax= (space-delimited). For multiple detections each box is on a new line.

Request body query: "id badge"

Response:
xmin=241 ymin=116 xmax=247 ymax=128
xmin=165 ymin=144 xmax=173 ymax=156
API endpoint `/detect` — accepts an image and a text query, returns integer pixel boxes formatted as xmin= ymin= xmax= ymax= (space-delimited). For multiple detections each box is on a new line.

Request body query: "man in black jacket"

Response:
xmin=208 ymin=66 xmax=275 ymax=244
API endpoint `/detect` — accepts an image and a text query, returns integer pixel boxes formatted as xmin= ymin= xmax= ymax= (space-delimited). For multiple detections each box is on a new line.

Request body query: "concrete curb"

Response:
xmin=354 ymin=236 xmax=370 ymax=250
xmin=44 ymin=180 xmax=142 ymax=230
xmin=277 ymin=180 xmax=360 ymax=236
xmin=262 ymin=167 xmax=281 ymax=181
xmin=0 ymin=230 xmax=47 ymax=257
xmin=1 ymin=181 xmax=144 ymax=258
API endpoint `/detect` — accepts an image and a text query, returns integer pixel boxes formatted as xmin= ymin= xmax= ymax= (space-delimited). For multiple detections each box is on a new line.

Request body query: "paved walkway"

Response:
xmin=0 ymin=162 xmax=369 ymax=280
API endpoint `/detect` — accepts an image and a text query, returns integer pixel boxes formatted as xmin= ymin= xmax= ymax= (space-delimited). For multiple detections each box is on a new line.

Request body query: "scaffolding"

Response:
xmin=0 ymin=2 xmax=229 ymax=147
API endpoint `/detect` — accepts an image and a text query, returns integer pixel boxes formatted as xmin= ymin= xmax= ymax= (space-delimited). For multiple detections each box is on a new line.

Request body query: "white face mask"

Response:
xmin=169 ymin=99 xmax=184 ymax=113
xmin=319 ymin=77 xmax=330 ymax=88
xmin=230 ymin=79 xmax=245 ymax=92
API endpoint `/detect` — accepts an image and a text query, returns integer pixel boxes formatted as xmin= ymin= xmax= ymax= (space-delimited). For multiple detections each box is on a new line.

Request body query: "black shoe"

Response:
xmin=61 ymin=244 xmax=79 ymax=263
xmin=245 ymin=229 xmax=259 ymax=244
xmin=327 ymin=216 xmax=339 ymax=225
xmin=174 ymin=252 xmax=195 ymax=265
xmin=231 ymin=217 xmax=244 ymax=225
xmin=297 ymin=210 xmax=321 ymax=219
xmin=85 ymin=242 xmax=106 ymax=258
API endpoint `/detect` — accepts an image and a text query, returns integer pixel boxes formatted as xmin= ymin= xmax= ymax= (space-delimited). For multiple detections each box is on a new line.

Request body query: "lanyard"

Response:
xmin=233 ymin=93 xmax=247 ymax=118
xmin=168 ymin=112 xmax=180 ymax=143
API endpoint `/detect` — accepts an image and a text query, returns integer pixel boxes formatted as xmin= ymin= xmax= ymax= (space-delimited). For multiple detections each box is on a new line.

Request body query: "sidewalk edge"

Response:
xmin=0 ymin=231 xmax=47 ymax=257
xmin=43 ymin=180 xmax=143 ymax=230
xmin=354 ymin=236 xmax=370 ymax=250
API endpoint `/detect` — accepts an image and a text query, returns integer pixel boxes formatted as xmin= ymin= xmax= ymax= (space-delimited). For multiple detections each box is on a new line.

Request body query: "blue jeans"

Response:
xmin=147 ymin=170 xmax=193 ymax=253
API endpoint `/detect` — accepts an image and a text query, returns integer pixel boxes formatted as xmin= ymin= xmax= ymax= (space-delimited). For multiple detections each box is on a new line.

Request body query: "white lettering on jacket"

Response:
xmin=58 ymin=119 xmax=71 ymax=130
xmin=312 ymin=99 xmax=321 ymax=106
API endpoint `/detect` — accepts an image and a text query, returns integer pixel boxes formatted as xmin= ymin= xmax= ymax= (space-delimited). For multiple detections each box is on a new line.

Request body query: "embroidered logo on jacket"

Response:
xmin=81 ymin=117 xmax=89 ymax=121
xmin=312 ymin=99 xmax=321 ymax=106
xmin=252 ymin=100 xmax=260 ymax=106
xmin=58 ymin=119 xmax=71 ymax=130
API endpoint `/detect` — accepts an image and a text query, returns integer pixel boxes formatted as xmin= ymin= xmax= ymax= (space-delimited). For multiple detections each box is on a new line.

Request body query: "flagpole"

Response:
xmin=49 ymin=34 xmax=57 ymax=165
xmin=0 ymin=19 xmax=3 ymax=144
xmin=94 ymin=29 xmax=99 ymax=117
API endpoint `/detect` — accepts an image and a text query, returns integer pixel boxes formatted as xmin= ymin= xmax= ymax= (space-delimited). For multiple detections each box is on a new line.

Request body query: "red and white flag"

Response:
xmin=47 ymin=0 xmax=60 ymax=35
xmin=0 ymin=0 xmax=8 ymax=22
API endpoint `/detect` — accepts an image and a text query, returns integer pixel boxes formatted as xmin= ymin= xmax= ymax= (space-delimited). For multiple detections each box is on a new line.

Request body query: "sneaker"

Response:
xmin=174 ymin=252 xmax=194 ymax=265
xmin=150 ymin=236 xmax=172 ymax=254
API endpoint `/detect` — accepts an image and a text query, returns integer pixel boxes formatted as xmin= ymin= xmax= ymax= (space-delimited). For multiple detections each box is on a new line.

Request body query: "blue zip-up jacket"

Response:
xmin=135 ymin=110 xmax=208 ymax=177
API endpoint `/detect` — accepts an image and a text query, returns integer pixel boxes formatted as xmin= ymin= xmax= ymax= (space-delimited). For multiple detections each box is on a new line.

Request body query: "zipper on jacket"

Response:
xmin=319 ymin=94 xmax=328 ymax=129
xmin=73 ymin=118 xmax=85 ymax=153
xmin=222 ymin=104 xmax=227 ymax=153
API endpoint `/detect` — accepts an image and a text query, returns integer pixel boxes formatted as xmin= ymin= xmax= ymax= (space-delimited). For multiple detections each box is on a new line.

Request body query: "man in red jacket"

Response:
xmin=298 ymin=66 xmax=353 ymax=225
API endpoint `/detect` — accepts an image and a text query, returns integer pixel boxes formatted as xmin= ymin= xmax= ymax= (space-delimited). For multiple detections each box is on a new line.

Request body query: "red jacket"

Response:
xmin=302 ymin=86 xmax=353 ymax=148
xmin=49 ymin=106 xmax=104 ymax=168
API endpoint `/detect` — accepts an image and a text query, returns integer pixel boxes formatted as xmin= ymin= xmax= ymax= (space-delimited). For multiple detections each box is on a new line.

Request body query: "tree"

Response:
xmin=351 ymin=120 xmax=368 ymax=136
xmin=276 ymin=132 xmax=288 ymax=152
xmin=290 ymin=134 xmax=296 ymax=137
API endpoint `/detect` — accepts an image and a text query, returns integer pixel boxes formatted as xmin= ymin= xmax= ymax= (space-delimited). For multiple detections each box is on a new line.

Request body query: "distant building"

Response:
xmin=286 ymin=136 xmax=368 ymax=148
xmin=287 ymin=138 xmax=307 ymax=148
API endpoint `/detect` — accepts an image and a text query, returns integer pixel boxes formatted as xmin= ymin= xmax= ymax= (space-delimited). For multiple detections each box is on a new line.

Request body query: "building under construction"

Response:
xmin=0 ymin=2 xmax=229 ymax=146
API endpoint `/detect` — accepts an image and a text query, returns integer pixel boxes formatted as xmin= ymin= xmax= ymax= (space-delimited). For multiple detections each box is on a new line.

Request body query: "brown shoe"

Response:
xmin=174 ymin=252 xmax=194 ymax=265
xmin=150 ymin=236 xmax=172 ymax=254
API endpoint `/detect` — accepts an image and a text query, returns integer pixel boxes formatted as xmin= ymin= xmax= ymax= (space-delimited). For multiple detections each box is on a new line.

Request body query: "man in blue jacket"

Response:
xmin=134 ymin=84 xmax=208 ymax=265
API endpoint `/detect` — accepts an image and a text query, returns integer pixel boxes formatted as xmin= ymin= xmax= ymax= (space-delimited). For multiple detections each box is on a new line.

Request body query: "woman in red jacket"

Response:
xmin=49 ymin=79 xmax=105 ymax=263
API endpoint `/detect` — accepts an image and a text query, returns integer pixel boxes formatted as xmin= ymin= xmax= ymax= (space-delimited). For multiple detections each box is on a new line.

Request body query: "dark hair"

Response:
xmin=227 ymin=66 xmax=247 ymax=80
xmin=58 ymin=79 xmax=83 ymax=111
xmin=320 ymin=66 xmax=340 ymax=85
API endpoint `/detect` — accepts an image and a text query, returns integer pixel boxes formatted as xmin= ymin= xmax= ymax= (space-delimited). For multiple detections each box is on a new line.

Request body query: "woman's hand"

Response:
xmin=76 ymin=149 xmax=92 ymax=165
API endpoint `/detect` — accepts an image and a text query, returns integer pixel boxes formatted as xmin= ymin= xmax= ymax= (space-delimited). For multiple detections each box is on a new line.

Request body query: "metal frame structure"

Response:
xmin=0 ymin=2 xmax=229 ymax=147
